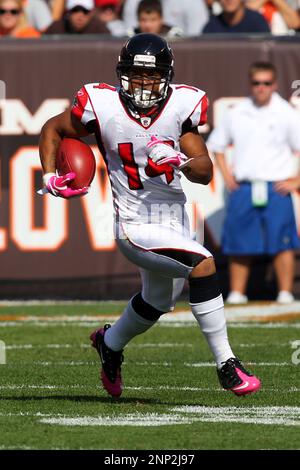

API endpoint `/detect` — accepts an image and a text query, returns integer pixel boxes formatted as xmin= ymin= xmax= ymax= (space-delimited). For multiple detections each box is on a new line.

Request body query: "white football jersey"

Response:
xmin=72 ymin=83 xmax=208 ymax=223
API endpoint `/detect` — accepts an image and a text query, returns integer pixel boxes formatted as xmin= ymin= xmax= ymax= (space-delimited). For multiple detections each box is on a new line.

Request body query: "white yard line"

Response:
xmin=130 ymin=343 xmax=193 ymax=348
xmin=4 ymin=341 xmax=291 ymax=350
xmin=1 ymin=403 xmax=300 ymax=428
xmin=159 ymin=321 xmax=300 ymax=328
xmin=0 ymin=384 xmax=86 ymax=390
xmin=40 ymin=414 xmax=194 ymax=427
xmin=227 ymin=322 xmax=300 ymax=328
xmin=0 ymin=384 xmax=299 ymax=392
xmin=185 ymin=361 xmax=294 ymax=367
xmin=2 ymin=360 xmax=295 ymax=367
xmin=5 ymin=343 xmax=193 ymax=350
xmin=0 ymin=322 xmax=103 ymax=327
xmin=0 ymin=315 xmax=118 ymax=322
xmin=37 ymin=406 xmax=300 ymax=427
xmin=133 ymin=361 xmax=294 ymax=367
xmin=0 ymin=300 xmax=124 ymax=306
xmin=0 ymin=411 xmax=63 ymax=417
xmin=170 ymin=406 xmax=300 ymax=427
xmin=0 ymin=446 xmax=37 ymax=450
xmin=0 ymin=299 xmax=299 ymax=312
xmin=1 ymin=321 xmax=300 ymax=329
xmin=0 ymin=315 xmax=300 ymax=329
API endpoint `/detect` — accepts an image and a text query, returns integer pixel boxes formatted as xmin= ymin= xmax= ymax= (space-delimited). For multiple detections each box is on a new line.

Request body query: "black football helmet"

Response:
xmin=116 ymin=33 xmax=174 ymax=109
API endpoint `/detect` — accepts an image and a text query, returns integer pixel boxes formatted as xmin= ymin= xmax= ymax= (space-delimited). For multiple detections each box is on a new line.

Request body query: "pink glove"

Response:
xmin=43 ymin=172 xmax=89 ymax=198
xmin=147 ymin=136 xmax=193 ymax=169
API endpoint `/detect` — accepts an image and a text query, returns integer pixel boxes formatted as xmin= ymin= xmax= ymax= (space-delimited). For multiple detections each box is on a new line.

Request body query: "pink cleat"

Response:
xmin=217 ymin=357 xmax=261 ymax=396
xmin=90 ymin=324 xmax=124 ymax=398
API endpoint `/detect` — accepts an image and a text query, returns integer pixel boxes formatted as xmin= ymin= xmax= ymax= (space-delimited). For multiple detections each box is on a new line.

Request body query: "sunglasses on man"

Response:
xmin=0 ymin=8 xmax=21 ymax=15
xmin=251 ymin=80 xmax=274 ymax=87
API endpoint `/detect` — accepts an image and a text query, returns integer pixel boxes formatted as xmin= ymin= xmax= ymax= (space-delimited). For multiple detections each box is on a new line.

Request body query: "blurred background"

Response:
xmin=1 ymin=0 xmax=300 ymax=300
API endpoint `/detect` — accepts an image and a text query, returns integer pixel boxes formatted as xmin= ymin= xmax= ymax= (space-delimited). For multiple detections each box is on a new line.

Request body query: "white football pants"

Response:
xmin=115 ymin=214 xmax=212 ymax=311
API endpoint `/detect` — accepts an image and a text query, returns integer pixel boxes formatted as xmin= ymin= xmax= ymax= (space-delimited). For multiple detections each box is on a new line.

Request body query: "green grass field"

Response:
xmin=0 ymin=302 xmax=299 ymax=450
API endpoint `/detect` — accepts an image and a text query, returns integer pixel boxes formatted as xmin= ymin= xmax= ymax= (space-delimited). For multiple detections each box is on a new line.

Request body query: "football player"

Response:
xmin=39 ymin=33 xmax=261 ymax=398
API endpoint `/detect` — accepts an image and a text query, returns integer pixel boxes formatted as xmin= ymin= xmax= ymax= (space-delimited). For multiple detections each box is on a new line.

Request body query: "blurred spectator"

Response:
xmin=205 ymin=0 xmax=222 ymax=15
xmin=123 ymin=0 xmax=209 ymax=36
xmin=293 ymin=0 xmax=300 ymax=25
xmin=0 ymin=0 xmax=40 ymax=36
xmin=45 ymin=0 xmax=110 ymax=33
xmin=95 ymin=0 xmax=126 ymax=36
xmin=207 ymin=62 xmax=300 ymax=304
xmin=203 ymin=0 xmax=270 ymax=32
xmin=128 ymin=0 xmax=183 ymax=38
xmin=246 ymin=0 xmax=300 ymax=33
xmin=24 ymin=0 xmax=52 ymax=32
xmin=51 ymin=0 xmax=66 ymax=21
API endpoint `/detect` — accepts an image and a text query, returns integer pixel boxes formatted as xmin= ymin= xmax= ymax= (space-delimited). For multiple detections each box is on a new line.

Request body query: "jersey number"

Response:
xmin=118 ymin=142 xmax=175 ymax=190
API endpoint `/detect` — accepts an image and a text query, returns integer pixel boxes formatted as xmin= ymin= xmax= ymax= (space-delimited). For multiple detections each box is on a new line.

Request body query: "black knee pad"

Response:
xmin=189 ymin=273 xmax=221 ymax=303
xmin=132 ymin=292 xmax=166 ymax=321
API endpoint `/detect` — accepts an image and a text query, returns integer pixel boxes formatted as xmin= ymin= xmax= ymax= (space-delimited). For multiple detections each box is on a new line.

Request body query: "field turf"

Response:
xmin=0 ymin=302 xmax=299 ymax=450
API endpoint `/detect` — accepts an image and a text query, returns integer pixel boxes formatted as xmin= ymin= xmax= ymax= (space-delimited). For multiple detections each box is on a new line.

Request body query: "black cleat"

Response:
xmin=90 ymin=324 xmax=124 ymax=397
xmin=217 ymin=357 xmax=261 ymax=396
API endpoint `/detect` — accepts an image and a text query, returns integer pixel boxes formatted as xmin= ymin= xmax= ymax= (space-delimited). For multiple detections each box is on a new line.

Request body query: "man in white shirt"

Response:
xmin=208 ymin=62 xmax=300 ymax=304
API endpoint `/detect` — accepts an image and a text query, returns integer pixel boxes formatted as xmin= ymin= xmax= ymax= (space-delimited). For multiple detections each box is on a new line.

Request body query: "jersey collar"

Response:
xmin=118 ymin=87 xmax=173 ymax=129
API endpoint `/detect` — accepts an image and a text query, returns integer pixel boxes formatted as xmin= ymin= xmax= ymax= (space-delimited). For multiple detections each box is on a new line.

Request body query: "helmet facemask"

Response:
xmin=120 ymin=67 xmax=169 ymax=109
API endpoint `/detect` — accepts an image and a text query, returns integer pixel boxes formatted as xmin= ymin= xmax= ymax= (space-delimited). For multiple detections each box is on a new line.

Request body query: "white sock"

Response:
xmin=104 ymin=300 xmax=156 ymax=351
xmin=190 ymin=294 xmax=234 ymax=368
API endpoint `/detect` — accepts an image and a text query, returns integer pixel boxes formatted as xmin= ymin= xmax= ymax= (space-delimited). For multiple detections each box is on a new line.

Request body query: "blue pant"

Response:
xmin=222 ymin=182 xmax=300 ymax=256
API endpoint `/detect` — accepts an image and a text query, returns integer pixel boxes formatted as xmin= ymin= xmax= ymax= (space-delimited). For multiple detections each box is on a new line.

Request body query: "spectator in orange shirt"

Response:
xmin=246 ymin=0 xmax=300 ymax=33
xmin=0 ymin=0 xmax=40 ymax=37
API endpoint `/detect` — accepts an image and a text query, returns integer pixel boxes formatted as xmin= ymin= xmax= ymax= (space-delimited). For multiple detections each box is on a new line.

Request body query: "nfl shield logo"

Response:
xmin=141 ymin=117 xmax=151 ymax=127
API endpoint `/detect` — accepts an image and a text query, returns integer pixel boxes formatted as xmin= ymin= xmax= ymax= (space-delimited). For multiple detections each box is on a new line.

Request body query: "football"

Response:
xmin=56 ymin=138 xmax=96 ymax=189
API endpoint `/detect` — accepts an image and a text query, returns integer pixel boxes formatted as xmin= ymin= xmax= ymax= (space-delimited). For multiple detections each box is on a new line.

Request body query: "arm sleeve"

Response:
xmin=188 ymin=93 xmax=209 ymax=127
xmin=206 ymin=114 xmax=232 ymax=153
xmin=71 ymin=86 xmax=96 ymax=128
